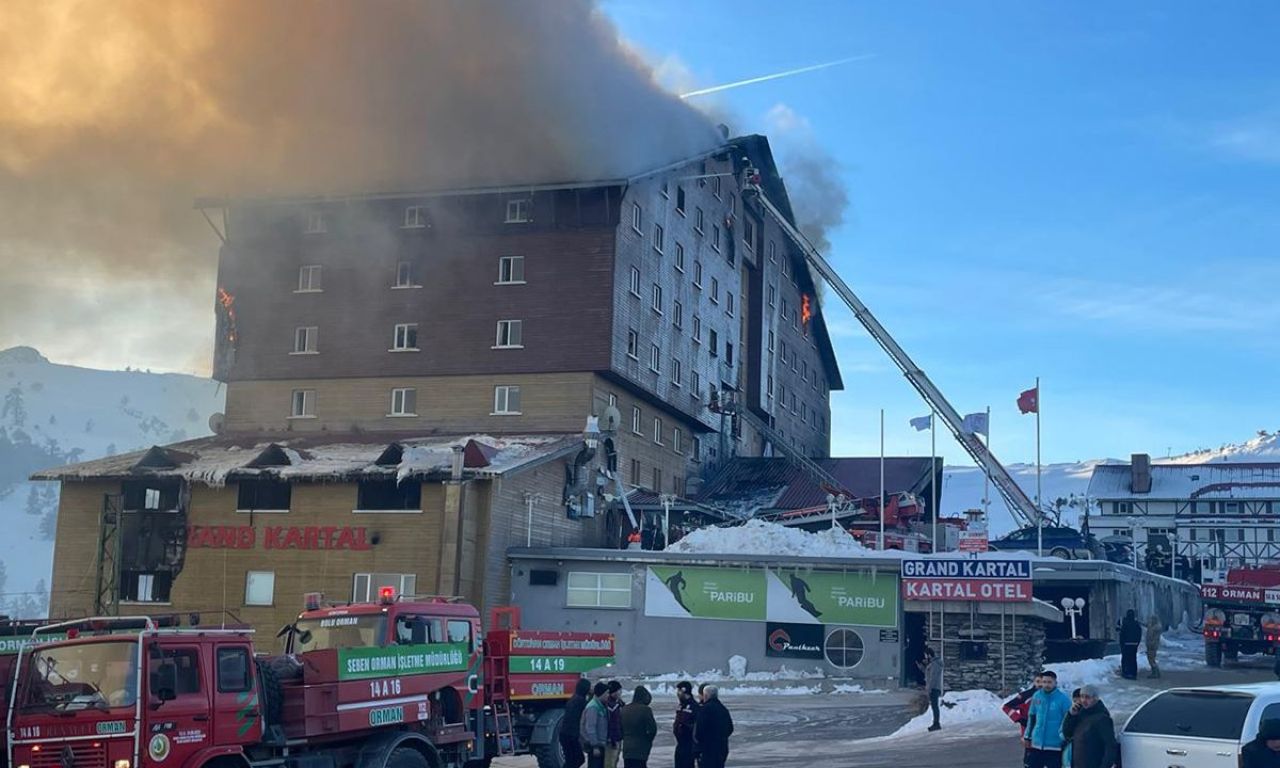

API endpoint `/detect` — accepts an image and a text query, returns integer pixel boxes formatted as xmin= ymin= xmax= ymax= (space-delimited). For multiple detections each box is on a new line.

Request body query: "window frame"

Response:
xmin=289 ymin=389 xmax=316 ymax=419
xmin=674 ymin=242 xmax=685 ymax=272
xmin=353 ymin=573 xmax=418 ymax=602
xmin=629 ymin=266 xmax=642 ymax=297
xmin=216 ymin=647 xmax=254 ymax=693
xmin=244 ymin=570 xmax=275 ymax=607
xmin=505 ymin=198 xmax=530 ymax=224
xmin=304 ymin=211 xmax=327 ymax=235
xmin=651 ymin=284 xmax=664 ymax=314
xmin=566 ymin=571 xmax=632 ymax=609
xmin=653 ymin=224 xmax=664 ymax=254
xmin=292 ymin=326 xmax=319 ymax=355
xmin=494 ymin=319 xmax=524 ymax=349
xmin=392 ymin=323 xmax=420 ymax=352
xmin=631 ymin=406 xmax=642 ymax=435
xmin=497 ymin=255 xmax=526 ymax=285
xmin=402 ymin=205 xmax=426 ymax=229
xmin=631 ymin=202 xmax=642 ymax=233
xmin=626 ymin=329 xmax=640 ymax=360
xmin=389 ymin=387 xmax=418 ymax=417
xmin=653 ymin=417 xmax=663 ymax=445
xmin=493 ymin=385 xmax=522 ymax=416
xmin=296 ymin=265 xmax=323 ymax=293
xmin=394 ymin=260 xmax=420 ymax=289
xmin=671 ymin=358 xmax=683 ymax=387
xmin=673 ymin=300 xmax=684 ymax=329
xmin=649 ymin=343 xmax=661 ymax=373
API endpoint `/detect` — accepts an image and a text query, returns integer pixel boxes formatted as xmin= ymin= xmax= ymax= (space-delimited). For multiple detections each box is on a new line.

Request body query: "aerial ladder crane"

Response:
xmin=739 ymin=165 xmax=1046 ymax=533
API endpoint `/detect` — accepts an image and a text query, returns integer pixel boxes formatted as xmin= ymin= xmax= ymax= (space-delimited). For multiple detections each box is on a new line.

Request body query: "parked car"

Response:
xmin=987 ymin=525 xmax=1101 ymax=559
xmin=1121 ymin=684 xmax=1280 ymax=768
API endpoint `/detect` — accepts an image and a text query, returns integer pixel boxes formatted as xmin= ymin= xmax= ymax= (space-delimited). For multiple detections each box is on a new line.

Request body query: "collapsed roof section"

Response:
xmin=32 ymin=432 xmax=585 ymax=487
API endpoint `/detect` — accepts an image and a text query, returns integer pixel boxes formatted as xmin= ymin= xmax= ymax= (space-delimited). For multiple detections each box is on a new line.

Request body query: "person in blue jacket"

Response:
xmin=1024 ymin=670 xmax=1072 ymax=768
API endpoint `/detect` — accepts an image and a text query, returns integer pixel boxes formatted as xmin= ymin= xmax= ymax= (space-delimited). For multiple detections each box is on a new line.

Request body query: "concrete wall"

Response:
xmin=509 ymin=553 xmax=902 ymax=684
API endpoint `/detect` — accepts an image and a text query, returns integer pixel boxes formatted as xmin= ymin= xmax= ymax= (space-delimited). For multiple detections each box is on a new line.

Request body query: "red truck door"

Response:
xmin=145 ymin=645 xmax=211 ymax=766
xmin=212 ymin=643 xmax=263 ymax=747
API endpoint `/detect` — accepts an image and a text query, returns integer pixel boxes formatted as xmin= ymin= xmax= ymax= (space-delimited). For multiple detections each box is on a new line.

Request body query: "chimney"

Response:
xmin=450 ymin=445 xmax=464 ymax=482
xmin=1130 ymin=453 xmax=1151 ymax=494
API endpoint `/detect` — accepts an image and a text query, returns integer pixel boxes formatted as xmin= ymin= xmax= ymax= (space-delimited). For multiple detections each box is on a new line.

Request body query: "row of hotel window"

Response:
xmin=294 ymin=256 xmax=524 ymax=293
xmin=1108 ymin=501 xmax=1277 ymax=516
xmin=290 ymin=319 xmax=526 ymax=355
xmin=122 ymin=570 xmax=424 ymax=609
xmin=300 ymin=199 xmax=533 ymax=235
xmin=289 ymin=385 xmax=521 ymax=418
xmin=1105 ymin=527 xmax=1280 ymax=544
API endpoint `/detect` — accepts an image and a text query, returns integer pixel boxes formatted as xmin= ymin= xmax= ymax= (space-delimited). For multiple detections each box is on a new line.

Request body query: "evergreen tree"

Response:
xmin=1 ymin=387 xmax=26 ymax=427
xmin=24 ymin=486 xmax=42 ymax=516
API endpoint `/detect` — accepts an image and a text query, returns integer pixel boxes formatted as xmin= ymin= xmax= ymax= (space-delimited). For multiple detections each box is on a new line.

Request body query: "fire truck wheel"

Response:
xmin=532 ymin=710 xmax=566 ymax=768
xmin=255 ymin=659 xmax=285 ymax=724
xmin=1205 ymin=643 xmax=1222 ymax=667
xmin=386 ymin=747 xmax=429 ymax=768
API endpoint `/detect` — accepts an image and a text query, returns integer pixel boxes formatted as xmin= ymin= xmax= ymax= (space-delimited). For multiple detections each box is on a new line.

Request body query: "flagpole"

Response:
xmin=879 ymin=408 xmax=886 ymax=551
xmin=931 ymin=409 xmax=938 ymax=553
xmin=1036 ymin=376 xmax=1043 ymax=557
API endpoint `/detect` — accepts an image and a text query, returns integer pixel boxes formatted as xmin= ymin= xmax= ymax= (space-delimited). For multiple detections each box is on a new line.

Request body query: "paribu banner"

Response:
xmin=645 ymin=566 xmax=898 ymax=627
xmin=338 ymin=643 xmax=470 ymax=681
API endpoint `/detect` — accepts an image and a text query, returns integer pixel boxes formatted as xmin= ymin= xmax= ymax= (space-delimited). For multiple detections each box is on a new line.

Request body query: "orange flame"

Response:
xmin=801 ymin=293 xmax=812 ymax=332
xmin=216 ymin=287 xmax=238 ymax=344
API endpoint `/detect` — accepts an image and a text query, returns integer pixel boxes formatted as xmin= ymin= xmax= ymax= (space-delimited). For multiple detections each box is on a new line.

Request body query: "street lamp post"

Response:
xmin=659 ymin=493 xmax=676 ymax=550
xmin=1127 ymin=516 xmax=1144 ymax=571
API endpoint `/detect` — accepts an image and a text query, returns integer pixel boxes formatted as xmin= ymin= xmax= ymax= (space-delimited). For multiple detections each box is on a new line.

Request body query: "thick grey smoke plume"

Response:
xmin=0 ymin=0 xmax=720 ymax=372
xmin=765 ymin=104 xmax=848 ymax=255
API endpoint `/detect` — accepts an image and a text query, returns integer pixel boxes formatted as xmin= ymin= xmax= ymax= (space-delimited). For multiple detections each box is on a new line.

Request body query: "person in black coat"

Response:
xmin=1242 ymin=718 xmax=1280 ymax=768
xmin=694 ymin=685 xmax=734 ymax=768
xmin=1060 ymin=685 xmax=1116 ymax=768
xmin=561 ymin=678 xmax=591 ymax=768
xmin=1118 ymin=610 xmax=1142 ymax=680
xmin=672 ymin=681 xmax=699 ymax=768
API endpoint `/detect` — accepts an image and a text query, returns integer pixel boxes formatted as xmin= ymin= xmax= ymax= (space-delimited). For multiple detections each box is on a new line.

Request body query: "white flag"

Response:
xmin=962 ymin=412 xmax=989 ymax=436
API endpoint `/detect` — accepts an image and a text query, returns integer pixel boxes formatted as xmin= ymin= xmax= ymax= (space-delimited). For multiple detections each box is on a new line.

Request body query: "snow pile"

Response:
xmin=642 ymin=665 xmax=825 ymax=683
xmin=890 ymin=689 xmax=1016 ymax=737
xmin=727 ymin=655 xmax=748 ymax=678
xmin=669 ymin=518 xmax=875 ymax=558
xmin=1165 ymin=432 xmax=1280 ymax=464
xmin=645 ymin=682 xmax=820 ymax=697
xmin=832 ymin=684 xmax=888 ymax=695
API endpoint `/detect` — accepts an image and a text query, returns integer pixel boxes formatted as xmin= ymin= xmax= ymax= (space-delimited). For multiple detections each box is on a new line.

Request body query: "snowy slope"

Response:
xmin=944 ymin=432 xmax=1280 ymax=536
xmin=0 ymin=347 xmax=223 ymax=616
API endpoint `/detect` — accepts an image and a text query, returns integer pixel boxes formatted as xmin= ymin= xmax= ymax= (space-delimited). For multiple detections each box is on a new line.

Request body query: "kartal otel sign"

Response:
xmin=901 ymin=558 xmax=1033 ymax=602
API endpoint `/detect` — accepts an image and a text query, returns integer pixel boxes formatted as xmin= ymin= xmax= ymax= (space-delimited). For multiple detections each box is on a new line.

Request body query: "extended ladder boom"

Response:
xmin=744 ymin=178 xmax=1042 ymax=528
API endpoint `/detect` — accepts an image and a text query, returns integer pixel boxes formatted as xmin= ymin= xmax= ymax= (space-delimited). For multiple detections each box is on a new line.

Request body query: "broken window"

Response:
xmin=356 ymin=479 xmax=422 ymax=511
xmin=237 ymin=478 xmax=291 ymax=511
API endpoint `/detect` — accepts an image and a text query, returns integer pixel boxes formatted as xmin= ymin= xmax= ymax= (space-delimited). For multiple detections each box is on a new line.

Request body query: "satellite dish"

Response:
xmin=600 ymin=405 xmax=622 ymax=433
xmin=208 ymin=412 xmax=225 ymax=435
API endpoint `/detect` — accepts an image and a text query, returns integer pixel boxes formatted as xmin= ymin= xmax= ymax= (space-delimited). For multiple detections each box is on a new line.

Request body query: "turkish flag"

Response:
xmin=1017 ymin=386 xmax=1039 ymax=414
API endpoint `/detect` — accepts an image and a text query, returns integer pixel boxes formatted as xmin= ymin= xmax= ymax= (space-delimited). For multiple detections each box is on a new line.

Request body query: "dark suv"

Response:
xmin=988 ymin=525 xmax=1101 ymax=560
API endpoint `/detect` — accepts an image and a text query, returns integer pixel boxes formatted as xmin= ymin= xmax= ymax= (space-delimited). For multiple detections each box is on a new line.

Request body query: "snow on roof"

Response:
xmin=32 ymin=432 xmax=581 ymax=487
xmin=1088 ymin=462 xmax=1280 ymax=500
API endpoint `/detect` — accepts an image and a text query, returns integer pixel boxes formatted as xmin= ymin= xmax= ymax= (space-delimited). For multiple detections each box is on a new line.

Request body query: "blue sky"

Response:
xmin=606 ymin=0 xmax=1280 ymax=466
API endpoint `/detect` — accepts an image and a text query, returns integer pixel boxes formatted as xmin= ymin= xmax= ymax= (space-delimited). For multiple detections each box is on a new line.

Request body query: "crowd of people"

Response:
xmin=1001 ymin=671 xmax=1116 ymax=768
xmin=560 ymin=678 xmax=734 ymax=768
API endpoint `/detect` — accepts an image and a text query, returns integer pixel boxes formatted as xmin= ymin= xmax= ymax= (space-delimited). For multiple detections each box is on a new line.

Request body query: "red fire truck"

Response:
xmin=5 ymin=592 xmax=614 ymax=768
xmin=1201 ymin=566 xmax=1280 ymax=667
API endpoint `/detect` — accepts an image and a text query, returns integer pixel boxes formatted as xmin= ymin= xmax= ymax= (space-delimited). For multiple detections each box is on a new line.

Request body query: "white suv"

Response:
xmin=1121 ymin=684 xmax=1280 ymax=768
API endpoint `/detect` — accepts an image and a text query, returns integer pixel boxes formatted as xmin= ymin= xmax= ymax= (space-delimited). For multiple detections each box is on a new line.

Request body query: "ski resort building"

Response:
xmin=1088 ymin=453 xmax=1280 ymax=574
xmin=36 ymin=134 xmax=845 ymax=639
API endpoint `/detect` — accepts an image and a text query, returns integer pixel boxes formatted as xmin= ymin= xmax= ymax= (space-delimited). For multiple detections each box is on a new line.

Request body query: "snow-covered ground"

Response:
xmin=883 ymin=627 xmax=1204 ymax=737
xmin=0 ymin=347 xmax=223 ymax=615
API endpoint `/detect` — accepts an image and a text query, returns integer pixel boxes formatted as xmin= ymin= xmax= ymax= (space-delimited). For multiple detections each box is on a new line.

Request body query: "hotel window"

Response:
xmin=653 ymin=417 xmax=663 ymax=445
xmin=297 ymin=265 xmax=322 ymax=292
xmin=392 ymin=323 xmax=419 ymax=351
xmin=653 ymin=224 xmax=665 ymax=254
xmin=676 ymin=186 xmax=686 ymax=215
xmin=743 ymin=218 xmax=755 ymax=248
xmin=782 ymin=298 xmax=790 ymax=321
xmin=727 ymin=292 xmax=735 ymax=316
xmin=692 ymin=436 xmax=702 ymax=461
xmin=289 ymin=389 xmax=315 ymax=419
xmin=768 ymin=330 xmax=775 ymax=352
xmin=695 ymin=207 xmax=704 ymax=234
xmin=121 ymin=572 xmax=170 ymax=603
xmin=498 ymin=255 xmax=526 ymax=284
xmin=652 ymin=467 xmax=662 ymax=491
xmin=767 ymin=375 xmax=774 ymax=397
xmin=782 ymin=258 xmax=791 ymax=278
xmin=660 ymin=180 xmax=669 ymax=199
xmin=712 ymin=224 xmax=721 ymax=252
xmin=674 ymin=242 xmax=685 ymax=272
xmin=237 ymin=478 xmax=291 ymax=512
xmin=710 ymin=277 xmax=719 ymax=304
xmin=631 ymin=202 xmax=642 ymax=233
xmin=403 ymin=205 xmax=426 ymax=228
xmin=505 ymin=198 xmax=530 ymax=223
xmin=673 ymin=300 xmax=684 ymax=329
xmin=627 ymin=329 xmax=640 ymax=359
xmin=725 ymin=342 xmax=734 ymax=367
xmin=769 ymin=241 xmax=777 ymax=263
xmin=394 ymin=261 xmax=418 ymax=288
xmin=495 ymin=320 xmax=523 ymax=348
xmin=293 ymin=326 xmax=318 ymax=354
xmin=631 ymin=406 xmax=642 ymax=434
xmin=493 ymin=385 xmax=521 ymax=415
xmin=649 ymin=343 xmax=661 ymax=373
xmin=629 ymin=266 xmax=642 ymax=296
xmin=390 ymin=387 xmax=417 ymax=417
xmin=651 ymin=284 xmax=664 ymax=314
xmin=729 ymin=192 xmax=737 ymax=216
xmin=566 ymin=572 xmax=631 ymax=609
xmin=630 ymin=459 xmax=641 ymax=486
xmin=673 ymin=428 xmax=684 ymax=455
xmin=353 ymin=573 xmax=417 ymax=603
xmin=712 ymin=175 xmax=722 ymax=198
xmin=304 ymin=211 xmax=326 ymax=234
xmin=708 ymin=329 xmax=719 ymax=357
xmin=356 ymin=479 xmax=423 ymax=511
xmin=691 ymin=370 xmax=701 ymax=399
xmin=693 ymin=261 xmax=703 ymax=289
xmin=244 ymin=571 xmax=275 ymax=607
xmin=768 ymin=285 xmax=776 ymax=308
xmin=672 ymin=358 xmax=683 ymax=387
xmin=692 ymin=315 xmax=702 ymax=344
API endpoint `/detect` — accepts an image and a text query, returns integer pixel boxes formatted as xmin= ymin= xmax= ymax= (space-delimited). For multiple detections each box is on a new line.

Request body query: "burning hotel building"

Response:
xmin=37 ymin=135 xmax=843 ymax=638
